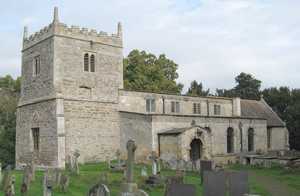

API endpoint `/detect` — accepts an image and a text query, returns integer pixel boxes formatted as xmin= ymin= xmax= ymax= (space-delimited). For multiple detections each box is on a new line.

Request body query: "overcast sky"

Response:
xmin=1 ymin=0 xmax=300 ymax=92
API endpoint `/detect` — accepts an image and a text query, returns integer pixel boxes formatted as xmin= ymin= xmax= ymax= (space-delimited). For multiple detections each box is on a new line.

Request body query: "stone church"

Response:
xmin=16 ymin=8 xmax=289 ymax=169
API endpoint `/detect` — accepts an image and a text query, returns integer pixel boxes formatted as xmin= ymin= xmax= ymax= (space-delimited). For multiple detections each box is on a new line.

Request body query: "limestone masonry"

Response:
xmin=16 ymin=7 xmax=289 ymax=168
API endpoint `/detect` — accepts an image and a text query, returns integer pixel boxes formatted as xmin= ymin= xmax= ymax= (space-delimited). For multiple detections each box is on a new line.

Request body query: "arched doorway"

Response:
xmin=189 ymin=139 xmax=203 ymax=161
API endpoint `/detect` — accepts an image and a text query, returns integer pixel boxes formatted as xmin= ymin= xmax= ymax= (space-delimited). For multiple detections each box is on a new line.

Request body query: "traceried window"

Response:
xmin=227 ymin=127 xmax=234 ymax=153
xmin=171 ymin=101 xmax=180 ymax=113
xmin=84 ymin=53 xmax=89 ymax=71
xmin=32 ymin=128 xmax=40 ymax=151
xmin=267 ymin=128 xmax=272 ymax=149
xmin=248 ymin=128 xmax=254 ymax=152
xmin=146 ymin=98 xmax=156 ymax=112
xmin=193 ymin=103 xmax=201 ymax=114
xmin=90 ymin=54 xmax=95 ymax=72
xmin=33 ymin=55 xmax=40 ymax=76
xmin=214 ymin=104 xmax=221 ymax=115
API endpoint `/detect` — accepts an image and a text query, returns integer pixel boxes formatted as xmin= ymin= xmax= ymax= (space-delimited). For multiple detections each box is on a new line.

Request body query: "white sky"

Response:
xmin=0 ymin=0 xmax=299 ymax=92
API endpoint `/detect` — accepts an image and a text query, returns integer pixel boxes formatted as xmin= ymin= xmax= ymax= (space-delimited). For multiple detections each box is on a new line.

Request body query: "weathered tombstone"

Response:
xmin=99 ymin=172 xmax=108 ymax=185
xmin=203 ymin=171 xmax=226 ymax=196
xmin=136 ymin=189 xmax=149 ymax=196
xmin=43 ymin=169 xmax=53 ymax=196
xmin=60 ymin=174 xmax=70 ymax=192
xmin=74 ymin=150 xmax=80 ymax=175
xmin=88 ymin=183 xmax=110 ymax=196
xmin=20 ymin=166 xmax=31 ymax=196
xmin=200 ymin=160 xmax=213 ymax=184
xmin=149 ymin=151 xmax=158 ymax=176
xmin=54 ymin=168 xmax=62 ymax=186
xmin=141 ymin=166 xmax=148 ymax=177
xmin=2 ymin=165 xmax=12 ymax=191
xmin=5 ymin=175 xmax=15 ymax=196
xmin=229 ymin=171 xmax=249 ymax=196
xmin=165 ymin=184 xmax=196 ymax=196
xmin=145 ymin=151 xmax=162 ymax=185
xmin=116 ymin=149 xmax=121 ymax=168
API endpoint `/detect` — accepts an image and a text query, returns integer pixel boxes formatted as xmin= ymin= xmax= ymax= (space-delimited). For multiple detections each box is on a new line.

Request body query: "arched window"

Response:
xmin=90 ymin=54 xmax=95 ymax=72
xmin=84 ymin=53 xmax=89 ymax=71
xmin=227 ymin=127 xmax=234 ymax=153
xmin=248 ymin=128 xmax=254 ymax=152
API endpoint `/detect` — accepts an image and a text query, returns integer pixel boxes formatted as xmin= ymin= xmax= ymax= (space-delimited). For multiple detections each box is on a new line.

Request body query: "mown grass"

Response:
xmin=230 ymin=164 xmax=300 ymax=193
xmin=0 ymin=162 xmax=277 ymax=196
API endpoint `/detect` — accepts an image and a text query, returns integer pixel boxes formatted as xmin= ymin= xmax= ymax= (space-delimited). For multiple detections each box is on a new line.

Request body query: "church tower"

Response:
xmin=16 ymin=7 xmax=123 ymax=168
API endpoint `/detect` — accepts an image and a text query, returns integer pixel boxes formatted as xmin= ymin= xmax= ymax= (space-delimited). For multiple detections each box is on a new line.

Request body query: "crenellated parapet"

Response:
xmin=23 ymin=7 xmax=122 ymax=50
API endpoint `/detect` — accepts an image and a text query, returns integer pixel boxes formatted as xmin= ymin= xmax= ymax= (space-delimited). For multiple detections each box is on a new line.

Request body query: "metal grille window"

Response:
xmin=146 ymin=98 xmax=155 ymax=112
xmin=193 ymin=103 xmax=201 ymax=114
xmin=214 ymin=104 xmax=221 ymax=115
xmin=32 ymin=128 xmax=40 ymax=151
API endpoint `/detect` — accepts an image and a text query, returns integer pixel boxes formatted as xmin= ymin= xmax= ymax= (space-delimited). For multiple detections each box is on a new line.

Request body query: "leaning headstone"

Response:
xmin=165 ymin=184 xmax=196 ymax=196
xmin=149 ymin=151 xmax=158 ymax=176
xmin=5 ymin=175 xmax=15 ymax=196
xmin=21 ymin=167 xmax=32 ymax=196
xmin=88 ymin=183 xmax=110 ymax=196
xmin=203 ymin=171 xmax=226 ymax=196
xmin=229 ymin=171 xmax=249 ymax=196
xmin=200 ymin=160 xmax=213 ymax=184
xmin=60 ymin=174 xmax=70 ymax=193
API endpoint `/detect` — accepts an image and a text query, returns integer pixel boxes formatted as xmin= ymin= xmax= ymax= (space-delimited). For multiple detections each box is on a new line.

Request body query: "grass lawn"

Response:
xmin=0 ymin=162 xmax=277 ymax=196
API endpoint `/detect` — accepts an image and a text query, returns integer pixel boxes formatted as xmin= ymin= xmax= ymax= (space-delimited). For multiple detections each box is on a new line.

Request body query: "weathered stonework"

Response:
xmin=16 ymin=7 xmax=289 ymax=168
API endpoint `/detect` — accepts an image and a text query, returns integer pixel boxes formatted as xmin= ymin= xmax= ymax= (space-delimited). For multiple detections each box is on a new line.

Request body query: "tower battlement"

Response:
xmin=23 ymin=7 xmax=122 ymax=50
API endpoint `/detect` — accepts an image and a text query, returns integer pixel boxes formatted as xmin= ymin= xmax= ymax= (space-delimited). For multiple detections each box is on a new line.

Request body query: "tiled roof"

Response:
xmin=241 ymin=99 xmax=285 ymax=127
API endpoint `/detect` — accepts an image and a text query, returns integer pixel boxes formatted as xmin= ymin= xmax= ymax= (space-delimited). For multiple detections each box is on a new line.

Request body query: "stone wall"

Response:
xmin=16 ymin=100 xmax=59 ymax=168
xmin=119 ymin=90 xmax=235 ymax=117
xmin=64 ymin=100 xmax=120 ymax=163
xmin=270 ymin=127 xmax=289 ymax=150
xmin=119 ymin=112 xmax=152 ymax=160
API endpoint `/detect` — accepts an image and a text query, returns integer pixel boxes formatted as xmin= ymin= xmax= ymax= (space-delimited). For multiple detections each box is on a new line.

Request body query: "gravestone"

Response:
xmin=165 ymin=184 xmax=196 ymax=196
xmin=111 ymin=150 xmax=125 ymax=172
xmin=21 ymin=166 xmax=32 ymax=196
xmin=145 ymin=152 xmax=162 ymax=185
xmin=229 ymin=171 xmax=249 ymax=196
xmin=74 ymin=150 xmax=80 ymax=175
xmin=141 ymin=166 xmax=148 ymax=177
xmin=203 ymin=171 xmax=226 ymax=196
xmin=99 ymin=172 xmax=108 ymax=185
xmin=43 ymin=169 xmax=53 ymax=196
xmin=200 ymin=160 xmax=213 ymax=184
xmin=60 ymin=174 xmax=70 ymax=192
xmin=120 ymin=140 xmax=148 ymax=196
xmin=88 ymin=183 xmax=110 ymax=196
xmin=54 ymin=168 xmax=62 ymax=186
xmin=5 ymin=175 xmax=15 ymax=196
xmin=2 ymin=165 xmax=12 ymax=191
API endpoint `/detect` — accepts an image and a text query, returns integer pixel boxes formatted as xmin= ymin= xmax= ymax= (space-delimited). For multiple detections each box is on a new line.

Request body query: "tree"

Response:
xmin=186 ymin=80 xmax=209 ymax=96
xmin=0 ymin=75 xmax=21 ymax=92
xmin=124 ymin=50 xmax=183 ymax=94
xmin=216 ymin=72 xmax=261 ymax=100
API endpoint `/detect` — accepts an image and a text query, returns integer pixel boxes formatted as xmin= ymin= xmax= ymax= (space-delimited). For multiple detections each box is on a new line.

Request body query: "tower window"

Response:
xmin=193 ymin=103 xmax=201 ymax=114
xmin=33 ymin=55 xmax=40 ymax=76
xmin=90 ymin=54 xmax=95 ymax=72
xmin=84 ymin=53 xmax=89 ymax=72
xmin=146 ymin=98 xmax=155 ymax=112
xmin=32 ymin=128 xmax=40 ymax=151
xmin=227 ymin=127 xmax=234 ymax=153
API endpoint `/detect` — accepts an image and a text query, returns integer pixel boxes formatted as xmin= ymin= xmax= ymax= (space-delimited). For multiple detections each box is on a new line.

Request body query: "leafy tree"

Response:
xmin=186 ymin=80 xmax=209 ymax=96
xmin=124 ymin=50 xmax=183 ymax=94
xmin=216 ymin=72 xmax=261 ymax=100
xmin=0 ymin=75 xmax=21 ymax=92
